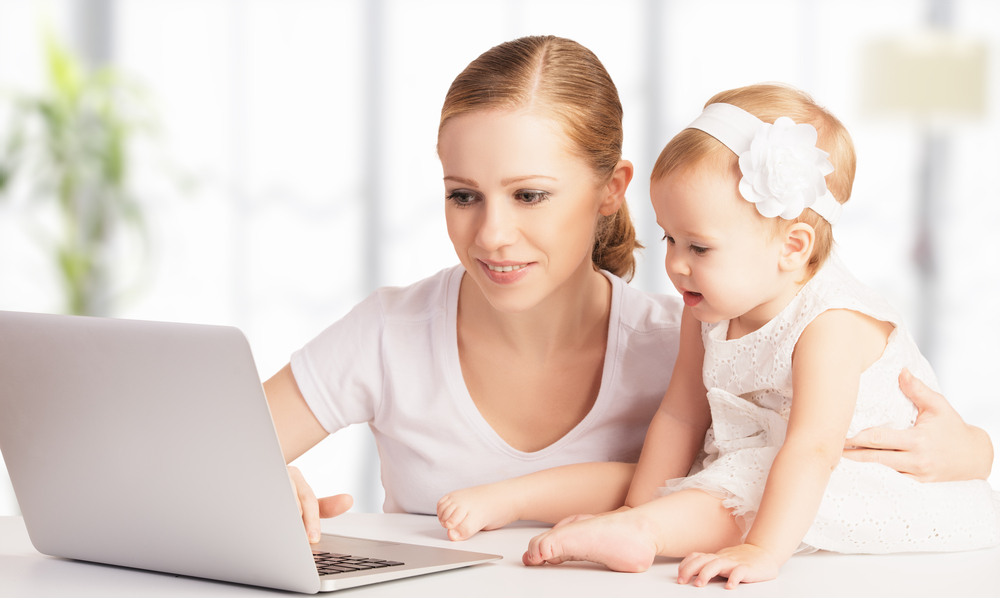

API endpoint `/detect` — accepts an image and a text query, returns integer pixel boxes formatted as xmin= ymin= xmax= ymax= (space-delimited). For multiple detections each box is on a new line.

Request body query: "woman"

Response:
xmin=262 ymin=36 xmax=994 ymax=545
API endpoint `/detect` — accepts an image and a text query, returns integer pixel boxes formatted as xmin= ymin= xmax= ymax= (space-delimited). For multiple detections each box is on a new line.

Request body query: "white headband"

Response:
xmin=687 ymin=103 xmax=842 ymax=226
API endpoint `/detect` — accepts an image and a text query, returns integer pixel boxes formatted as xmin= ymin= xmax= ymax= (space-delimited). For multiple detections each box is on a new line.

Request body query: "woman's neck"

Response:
xmin=458 ymin=263 xmax=612 ymax=360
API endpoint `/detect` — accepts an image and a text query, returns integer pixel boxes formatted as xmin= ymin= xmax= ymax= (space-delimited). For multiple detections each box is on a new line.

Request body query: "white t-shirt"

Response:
xmin=291 ymin=265 xmax=682 ymax=514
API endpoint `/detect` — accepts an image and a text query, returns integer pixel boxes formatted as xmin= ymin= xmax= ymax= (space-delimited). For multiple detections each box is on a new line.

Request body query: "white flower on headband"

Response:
xmin=737 ymin=116 xmax=834 ymax=220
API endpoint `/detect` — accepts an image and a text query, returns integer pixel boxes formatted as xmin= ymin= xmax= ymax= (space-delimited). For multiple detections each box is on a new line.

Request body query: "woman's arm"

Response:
xmin=264 ymin=363 xmax=353 ymax=543
xmin=625 ymin=307 xmax=712 ymax=507
xmin=843 ymin=368 xmax=994 ymax=482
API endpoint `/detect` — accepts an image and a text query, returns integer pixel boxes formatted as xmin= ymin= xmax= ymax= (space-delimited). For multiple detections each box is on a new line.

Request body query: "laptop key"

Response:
xmin=314 ymin=551 xmax=406 ymax=575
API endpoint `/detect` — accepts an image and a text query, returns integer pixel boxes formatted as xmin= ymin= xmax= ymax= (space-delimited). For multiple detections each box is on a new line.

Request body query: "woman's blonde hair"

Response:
xmin=651 ymin=84 xmax=857 ymax=277
xmin=438 ymin=35 xmax=642 ymax=280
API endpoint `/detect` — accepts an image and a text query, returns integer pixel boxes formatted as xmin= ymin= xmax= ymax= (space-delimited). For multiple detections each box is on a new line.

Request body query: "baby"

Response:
xmin=442 ymin=83 xmax=1000 ymax=588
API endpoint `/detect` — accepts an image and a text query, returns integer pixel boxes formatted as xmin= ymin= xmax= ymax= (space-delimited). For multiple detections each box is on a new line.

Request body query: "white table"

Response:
xmin=1 ymin=513 xmax=997 ymax=596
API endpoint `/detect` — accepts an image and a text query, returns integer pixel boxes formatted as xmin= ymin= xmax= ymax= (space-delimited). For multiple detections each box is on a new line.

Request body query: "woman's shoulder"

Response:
xmin=607 ymin=273 xmax=684 ymax=335
xmin=370 ymin=264 xmax=464 ymax=322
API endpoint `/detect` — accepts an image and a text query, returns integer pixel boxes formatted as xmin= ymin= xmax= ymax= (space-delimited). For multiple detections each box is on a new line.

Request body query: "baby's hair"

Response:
xmin=439 ymin=35 xmax=642 ymax=281
xmin=651 ymin=84 xmax=857 ymax=277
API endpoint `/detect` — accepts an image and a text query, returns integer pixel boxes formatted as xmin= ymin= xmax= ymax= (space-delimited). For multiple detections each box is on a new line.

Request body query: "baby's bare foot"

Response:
xmin=522 ymin=511 xmax=658 ymax=572
xmin=437 ymin=484 xmax=519 ymax=541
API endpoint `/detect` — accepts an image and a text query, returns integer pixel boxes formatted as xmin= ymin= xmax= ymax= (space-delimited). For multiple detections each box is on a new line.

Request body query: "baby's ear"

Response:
xmin=779 ymin=222 xmax=815 ymax=272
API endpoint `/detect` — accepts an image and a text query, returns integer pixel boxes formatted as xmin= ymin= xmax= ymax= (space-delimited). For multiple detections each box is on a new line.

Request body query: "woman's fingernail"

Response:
xmin=309 ymin=530 xmax=319 ymax=543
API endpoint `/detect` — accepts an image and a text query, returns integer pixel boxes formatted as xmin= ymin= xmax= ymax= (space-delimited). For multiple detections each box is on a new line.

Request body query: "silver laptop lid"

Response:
xmin=0 ymin=311 xmax=321 ymax=593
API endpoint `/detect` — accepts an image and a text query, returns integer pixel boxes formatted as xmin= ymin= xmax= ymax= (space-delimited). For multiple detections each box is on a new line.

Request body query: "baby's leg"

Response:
xmin=523 ymin=489 xmax=741 ymax=572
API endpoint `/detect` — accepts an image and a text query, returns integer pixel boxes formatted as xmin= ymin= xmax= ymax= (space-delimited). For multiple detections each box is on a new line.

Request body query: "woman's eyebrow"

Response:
xmin=444 ymin=175 xmax=479 ymax=187
xmin=501 ymin=175 xmax=556 ymax=186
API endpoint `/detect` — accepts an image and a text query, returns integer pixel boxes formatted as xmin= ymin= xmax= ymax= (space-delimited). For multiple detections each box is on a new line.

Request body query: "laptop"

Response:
xmin=0 ymin=310 xmax=501 ymax=593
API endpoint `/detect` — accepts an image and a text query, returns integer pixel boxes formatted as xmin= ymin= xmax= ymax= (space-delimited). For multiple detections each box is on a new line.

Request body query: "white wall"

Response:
xmin=2 ymin=0 xmax=998 ymax=515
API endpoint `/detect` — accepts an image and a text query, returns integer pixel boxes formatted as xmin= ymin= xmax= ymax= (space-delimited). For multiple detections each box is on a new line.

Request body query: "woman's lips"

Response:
xmin=480 ymin=260 xmax=532 ymax=284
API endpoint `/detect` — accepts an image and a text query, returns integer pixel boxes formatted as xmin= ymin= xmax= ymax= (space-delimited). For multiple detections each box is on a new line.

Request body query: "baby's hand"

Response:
xmin=677 ymin=544 xmax=781 ymax=589
xmin=436 ymin=482 xmax=521 ymax=541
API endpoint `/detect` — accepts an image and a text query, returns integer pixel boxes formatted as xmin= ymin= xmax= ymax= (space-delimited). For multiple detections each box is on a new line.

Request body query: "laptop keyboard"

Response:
xmin=313 ymin=551 xmax=405 ymax=576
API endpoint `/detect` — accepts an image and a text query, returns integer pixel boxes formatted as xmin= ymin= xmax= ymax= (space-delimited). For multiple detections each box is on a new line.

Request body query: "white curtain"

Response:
xmin=1 ymin=0 xmax=998 ymax=516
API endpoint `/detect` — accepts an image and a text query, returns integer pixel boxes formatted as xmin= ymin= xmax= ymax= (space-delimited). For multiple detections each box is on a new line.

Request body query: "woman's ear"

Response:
xmin=779 ymin=222 xmax=815 ymax=272
xmin=599 ymin=160 xmax=634 ymax=216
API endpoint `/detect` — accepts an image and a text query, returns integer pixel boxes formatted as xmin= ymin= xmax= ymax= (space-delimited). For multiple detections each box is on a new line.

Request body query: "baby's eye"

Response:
xmin=514 ymin=190 xmax=549 ymax=205
xmin=447 ymin=190 xmax=479 ymax=206
xmin=690 ymin=245 xmax=709 ymax=255
xmin=662 ymin=234 xmax=675 ymax=245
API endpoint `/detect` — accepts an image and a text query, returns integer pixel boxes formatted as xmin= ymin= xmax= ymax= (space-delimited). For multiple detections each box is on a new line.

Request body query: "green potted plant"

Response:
xmin=0 ymin=34 xmax=154 ymax=316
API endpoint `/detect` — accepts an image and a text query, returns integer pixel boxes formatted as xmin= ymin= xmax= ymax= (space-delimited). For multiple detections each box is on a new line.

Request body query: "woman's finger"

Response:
xmin=318 ymin=494 xmax=354 ymax=519
xmin=841 ymin=445 xmax=916 ymax=476
xmin=287 ymin=466 xmax=321 ymax=543
xmin=898 ymin=368 xmax=946 ymax=414
xmin=844 ymin=426 xmax=915 ymax=452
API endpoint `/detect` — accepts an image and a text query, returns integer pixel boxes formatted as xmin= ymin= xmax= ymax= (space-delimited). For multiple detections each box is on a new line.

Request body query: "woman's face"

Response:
xmin=439 ymin=109 xmax=612 ymax=314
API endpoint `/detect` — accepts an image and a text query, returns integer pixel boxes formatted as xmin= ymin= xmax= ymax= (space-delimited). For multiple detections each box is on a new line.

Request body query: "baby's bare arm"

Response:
xmin=680 ymin=310 xmax=879 ymax=587
xmin=626 ymin=308 xmax=711 ymax=507
xmin=437 ymin=462 xmax=635 ymax=541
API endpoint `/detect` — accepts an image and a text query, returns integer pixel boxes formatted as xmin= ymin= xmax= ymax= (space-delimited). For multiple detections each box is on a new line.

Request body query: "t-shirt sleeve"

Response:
xmin=290 ymin=291 xmax=385 ymax=433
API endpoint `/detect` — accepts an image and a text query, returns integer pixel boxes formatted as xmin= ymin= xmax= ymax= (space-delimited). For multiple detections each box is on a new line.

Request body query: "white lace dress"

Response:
xmin=661 ymin=255 xmax=1000 ymax=554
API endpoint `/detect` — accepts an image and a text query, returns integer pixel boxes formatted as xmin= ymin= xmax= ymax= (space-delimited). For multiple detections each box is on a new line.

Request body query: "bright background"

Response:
xmin=2 ymin=0 xmax=998 ymax=516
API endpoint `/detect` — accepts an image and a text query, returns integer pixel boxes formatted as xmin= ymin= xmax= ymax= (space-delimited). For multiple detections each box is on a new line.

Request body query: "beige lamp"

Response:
xmin=859 ymin=29 xmax=988 ymax=363
xmin=861 ymin=31 xmax=987 ymax=119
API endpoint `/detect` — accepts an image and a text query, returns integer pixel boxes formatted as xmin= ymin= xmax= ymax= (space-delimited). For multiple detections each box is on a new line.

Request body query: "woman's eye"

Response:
xmin=514 ymin=190 xmax=549 ymax=205
xmin=447 ymin=190 xmax=478 ymax=206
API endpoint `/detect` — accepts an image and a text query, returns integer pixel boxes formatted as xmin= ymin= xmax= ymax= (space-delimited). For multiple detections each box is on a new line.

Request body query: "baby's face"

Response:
xmin=650 ymin=162 xmax=790 ymax=327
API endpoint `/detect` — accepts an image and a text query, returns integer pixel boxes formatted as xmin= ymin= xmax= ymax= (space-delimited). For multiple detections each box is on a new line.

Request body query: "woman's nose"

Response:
xmin=476 ymin=198 xmax=518 ymax=251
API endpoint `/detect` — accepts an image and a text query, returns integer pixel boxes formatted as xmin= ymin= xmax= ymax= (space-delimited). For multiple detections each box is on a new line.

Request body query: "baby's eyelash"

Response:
xmin=690 ymin=245 xmax=709 ymax=255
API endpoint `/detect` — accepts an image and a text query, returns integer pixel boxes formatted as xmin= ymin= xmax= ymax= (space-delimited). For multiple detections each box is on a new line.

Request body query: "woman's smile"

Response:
xmin=480 ymin=260 xmax=533 ymax=284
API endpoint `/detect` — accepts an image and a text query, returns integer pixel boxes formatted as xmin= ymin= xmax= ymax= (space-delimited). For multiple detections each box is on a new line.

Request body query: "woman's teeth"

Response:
xmin=487 ymin=264 xmax=526 ymax=272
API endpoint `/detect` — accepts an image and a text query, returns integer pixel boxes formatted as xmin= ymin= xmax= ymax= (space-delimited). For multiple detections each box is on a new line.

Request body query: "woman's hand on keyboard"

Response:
xmin=288 ymin=465 xmax=353 ymax=543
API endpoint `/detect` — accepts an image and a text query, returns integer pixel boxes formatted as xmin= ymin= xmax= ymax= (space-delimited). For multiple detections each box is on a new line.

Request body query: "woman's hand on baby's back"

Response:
xmin=287 ymin=465 xmax=353 ymax=544
xmin=437 ymin=481 xmax=523 ymax=542
xmin=842 ymin=368 xmax=994 ymax=482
